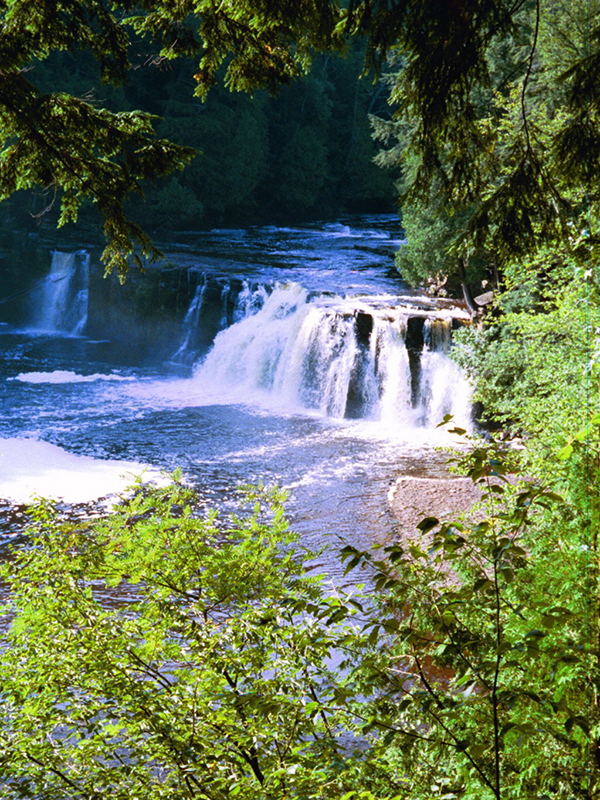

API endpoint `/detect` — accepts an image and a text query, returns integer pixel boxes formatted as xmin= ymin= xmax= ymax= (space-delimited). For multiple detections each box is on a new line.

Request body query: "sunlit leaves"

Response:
xmin=340 ymin=438 xmax=595 ymax=798
xmin=0 ymin=482 xmax=368 ymax=799
xmin=378 ymin=0 xmax=600 ymax=287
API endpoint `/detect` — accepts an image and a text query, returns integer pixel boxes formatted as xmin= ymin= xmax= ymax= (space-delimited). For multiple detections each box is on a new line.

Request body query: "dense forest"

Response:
xmin=0 ymin=1 xmax=599 ymax=798
xmin=2 ymin=43 xmax=396 ymax=235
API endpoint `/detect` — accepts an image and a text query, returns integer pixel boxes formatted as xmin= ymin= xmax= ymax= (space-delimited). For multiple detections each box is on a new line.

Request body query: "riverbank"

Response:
xmin=388 ymin=473 xmax=481 ymax=545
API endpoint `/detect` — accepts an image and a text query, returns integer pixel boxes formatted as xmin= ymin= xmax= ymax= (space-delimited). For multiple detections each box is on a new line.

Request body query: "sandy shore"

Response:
xmin=388 ymin=475 xmax=482 ymax=545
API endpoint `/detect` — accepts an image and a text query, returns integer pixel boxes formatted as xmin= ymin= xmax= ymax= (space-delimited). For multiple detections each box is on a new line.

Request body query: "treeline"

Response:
xmin=4 ymin=45 xmax=395 ymax=235
xmin=373 ymin=0 xmax=598 ymax=301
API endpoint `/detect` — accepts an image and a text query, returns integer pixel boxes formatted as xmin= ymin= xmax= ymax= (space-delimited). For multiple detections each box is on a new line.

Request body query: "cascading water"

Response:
xmin=171 ymin=281 xmax=207 ymax=364
xmin=31 ymin=250 xmax=90 ymax=335
xmin=424 ymin=317 xmax=453 ymax=353
xmin=190 ymin=282 xmax=472 ymax=432
xmin=232 ymin=280 xmax=270 ymax=323
xmin=170 ymin=275 xmax=270 ymax=364
xmin=372 ymin=316 xmax=413 ymax=428
xmin=0 ymin=217 xmax=474 ymax=580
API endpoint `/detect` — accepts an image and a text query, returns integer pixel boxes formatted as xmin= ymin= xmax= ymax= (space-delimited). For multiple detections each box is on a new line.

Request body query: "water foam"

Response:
xmin=0 ymin=438 xmax=161 ymax=503
xmin=183 ymin=282 xmax=473 ymax=432
xmin=29 ymin=250 xmax=90 ymax=335
xmin=9 ymin=371 xmax=135 ymax=384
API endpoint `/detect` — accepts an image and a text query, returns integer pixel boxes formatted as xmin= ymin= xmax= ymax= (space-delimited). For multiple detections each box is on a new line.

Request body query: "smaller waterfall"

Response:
xmin=373 ymin=316 xmax=414 ymax=428
xmin=424 ymin=317 xmax=453 ymax=353
xmin=418 ymin=318 xmax=471 ymax=428
xmin=171 ymin=281 xmax=207 ymax=364
xmin=171 ymin=275 xmax=270 ymax=364
xmin=189 ymin=283 xmax=472 ymax=432
xmin=31 ymin=251 xmax=90 ymax=335
xmin=232 ymin=280 xmax=270 ymax=323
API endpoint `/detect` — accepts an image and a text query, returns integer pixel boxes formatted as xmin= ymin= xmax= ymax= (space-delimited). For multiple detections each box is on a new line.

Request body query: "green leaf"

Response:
xmin=416 ymin=517 xmax=439 ymax=533
xmin=469 ymin=743 xmax=487 ymax=758
xmin=498 ymin=567 xmax=514 ymax=583
xmin=557 ymin=443 xmax=574 ymax=460
xmin=573 ymin=425 xmax=590 ymax=441
xmin=524 ymin=629 xmax=546 ymax=639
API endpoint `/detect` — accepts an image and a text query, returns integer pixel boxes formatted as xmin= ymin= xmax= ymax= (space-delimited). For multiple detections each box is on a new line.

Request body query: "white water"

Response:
xmin=171 ymin=281 xmax=207 ymax=363
xmin=170 ymin=277 xmax=270 ymax=364
xmin=233 ymin=280 xmax=270 ymax=321
xmin=183 ymin=282 xmax=472 ymax=432
xmin=1 ymin=219 xmax=473 ymax=567
xmin=10 ymin=371 xmax=135 ymax=384
xmin=0 ymin=438 xmax=159 ymax=504
xmin=30 ymin=250 xmax=90 ymax=334
xmin=374 ymin=317 xmax=414 ymax=428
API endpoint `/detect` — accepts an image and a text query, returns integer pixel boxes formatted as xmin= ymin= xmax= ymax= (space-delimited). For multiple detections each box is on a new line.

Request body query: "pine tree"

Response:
xmin=1 ymin=0 xmax=598 ymax=276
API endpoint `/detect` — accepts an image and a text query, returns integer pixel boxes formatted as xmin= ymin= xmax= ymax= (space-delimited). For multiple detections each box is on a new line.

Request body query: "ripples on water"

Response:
xmin=0 ymin=216 xmax=471 ymax=585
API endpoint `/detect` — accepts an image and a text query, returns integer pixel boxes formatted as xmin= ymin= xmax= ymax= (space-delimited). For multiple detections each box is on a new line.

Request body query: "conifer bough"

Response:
xmin=1 ymin=0 xmax=598 ymax=277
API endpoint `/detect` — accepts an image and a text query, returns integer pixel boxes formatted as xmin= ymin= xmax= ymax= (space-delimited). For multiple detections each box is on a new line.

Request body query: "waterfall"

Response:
xmin=373 ymin=316 xmax=414 ymax=428
xmin=171 ymin=275 xmax=271 ymax=364
xmin=189 ymin=282 xmax=472 ymax=431
xmin=171 ymin=280 xmax=207 ymax=364
xmin=232 ymin=280 xmax=270 ymax=323
xmin=424 ymin=317 xmax=453 ymax=353
xmin=31 ymin=251 xmax=90 ymax=334
xmin=419 ymin=318 xmax=471 ymax=428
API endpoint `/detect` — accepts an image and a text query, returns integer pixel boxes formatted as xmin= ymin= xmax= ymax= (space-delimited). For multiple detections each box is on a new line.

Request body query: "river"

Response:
xmin=0 ymin=216 xmax=472 ymax=582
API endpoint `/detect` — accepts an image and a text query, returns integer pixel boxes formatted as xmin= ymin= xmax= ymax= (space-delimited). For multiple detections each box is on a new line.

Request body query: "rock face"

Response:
xmin=388 ymin=475 xmax=481 ymax=545
xmin=86 ymin=266 xmax=246 ymax=364
xmin=86 ymin=266 xmax=197 ymax=362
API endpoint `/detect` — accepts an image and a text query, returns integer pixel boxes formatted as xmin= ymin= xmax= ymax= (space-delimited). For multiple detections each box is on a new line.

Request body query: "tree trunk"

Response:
xmin=457 ymin=256 xmax=479 ymax=316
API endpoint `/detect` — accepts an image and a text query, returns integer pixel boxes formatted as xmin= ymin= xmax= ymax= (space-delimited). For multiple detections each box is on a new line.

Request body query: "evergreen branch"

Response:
xmin=521 ymin=0 xmax=541 ymax=157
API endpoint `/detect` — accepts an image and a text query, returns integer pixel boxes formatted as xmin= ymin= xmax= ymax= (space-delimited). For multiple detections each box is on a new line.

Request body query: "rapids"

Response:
xmin=0 ymin=216 xmax=472 ymax=582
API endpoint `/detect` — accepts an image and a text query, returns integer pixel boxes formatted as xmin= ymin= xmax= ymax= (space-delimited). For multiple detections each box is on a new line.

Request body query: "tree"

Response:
xmin=0 ymin=1 xmax=197 ymax=278
xmin=3 ymin=0 xmax=599 ymax=277
xmin=1 ymin=441 xmax=596 ymax=798
xmin=342 ymin=437 xmax=596 ymax=799
xmin=373 ymin=0 xmax=599 ymax=293
xmin=0 ymin=481 xmax=373 ymax=799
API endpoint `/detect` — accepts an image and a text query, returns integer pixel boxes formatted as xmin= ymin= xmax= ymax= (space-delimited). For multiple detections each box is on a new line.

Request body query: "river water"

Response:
xmin=0 ymin=216 xmax=471 ymax=581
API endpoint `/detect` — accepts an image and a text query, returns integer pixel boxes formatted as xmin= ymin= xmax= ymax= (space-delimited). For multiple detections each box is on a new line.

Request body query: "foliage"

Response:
xmin=362 ymin=3 xmax=600 ymax=792
xmin=341 ymin=436 xmax=597 ymax=799
xmin=2 ymin=40 xmax=394 ymax=246
xmin=0 ymin=1 xmax=196 ymax=279
xmin=4 ymin=0 xmax=600 ymax=278
xmin=139 ymin=47 xmax=395 ymax=225
xmin=0 ymin=441 xmax=597 ymax=798
xmin=0 ymin=480 xmax=370 ymax=799
xmin=453 ymin=279 xmax=597 ymax=451
xmin=374 ymin=0 xmax=600 ymax=292
xmin=1 ymin=2 xmax=599 ymax=796
xmin=393 ymin=201 xmax=475 ymax=289
xmin=0 ymin=1 xmax=397 ymax=275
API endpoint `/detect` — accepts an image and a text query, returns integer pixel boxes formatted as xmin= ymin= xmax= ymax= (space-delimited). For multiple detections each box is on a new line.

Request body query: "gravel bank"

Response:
xmin=388 ymin=475 xmax=482 ymax=545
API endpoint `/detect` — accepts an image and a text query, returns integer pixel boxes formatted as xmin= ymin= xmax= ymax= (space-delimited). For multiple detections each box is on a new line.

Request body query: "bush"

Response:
xmin=0 ymin=445 xmax=596 ymax=799
xmin=0 ymin=480 xmax=366 ymax=799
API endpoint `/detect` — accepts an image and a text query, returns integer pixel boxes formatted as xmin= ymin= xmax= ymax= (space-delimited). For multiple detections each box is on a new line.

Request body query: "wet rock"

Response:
xmin=354 ymin=311 xmax=373 ymax=343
